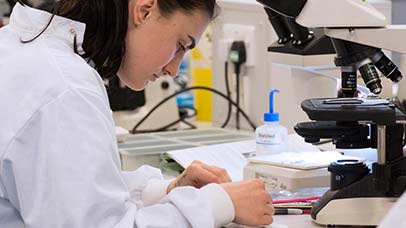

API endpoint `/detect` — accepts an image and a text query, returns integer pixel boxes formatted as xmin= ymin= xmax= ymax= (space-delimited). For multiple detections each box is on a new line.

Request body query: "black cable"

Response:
xmin=229 ymin=41 xmax=246 ymax=130
xmin=133 ymin=106 xmax=197 ymax=134
xmin=131 ymin=86 xmax=257 ymax=134
xmin=181 ymin=119 xmax=197 ymax=129
xmin=222 ymin=61 xmax=233 ymax=128
xmin=132 ymin=119 xmax=184 ymax=134
xmin=235 ymin=64 xmax=241 ymax=130
xmin=132 ymin=116 xmax=197 ymax=134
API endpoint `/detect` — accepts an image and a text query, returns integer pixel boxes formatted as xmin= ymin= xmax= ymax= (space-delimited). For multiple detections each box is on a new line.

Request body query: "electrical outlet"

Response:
xmin=222 ymin=23 xmax=256 ymax=67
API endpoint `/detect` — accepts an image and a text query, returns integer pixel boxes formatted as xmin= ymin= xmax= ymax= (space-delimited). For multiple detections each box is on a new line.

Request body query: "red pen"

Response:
xmin=272 ymin=196 xmax=321 ymax=204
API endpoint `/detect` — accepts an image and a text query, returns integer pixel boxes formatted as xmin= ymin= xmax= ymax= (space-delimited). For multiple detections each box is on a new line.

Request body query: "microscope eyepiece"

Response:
xmin=264 ymin=7 xmax=292 ymax=45
xmin=359 ymin=63 xmax=382 ymax=94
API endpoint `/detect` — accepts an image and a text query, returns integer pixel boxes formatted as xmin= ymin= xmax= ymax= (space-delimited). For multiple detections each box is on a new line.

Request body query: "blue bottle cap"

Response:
xmin=264 ymin=89 xmax=280 ymax=122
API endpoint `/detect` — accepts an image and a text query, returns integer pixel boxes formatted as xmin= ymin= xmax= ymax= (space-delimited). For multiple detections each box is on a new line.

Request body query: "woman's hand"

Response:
xmin=167 ymin=160 xmax=231 ymax=193
xmin=221 ymin=179 xmax=274 ymax=227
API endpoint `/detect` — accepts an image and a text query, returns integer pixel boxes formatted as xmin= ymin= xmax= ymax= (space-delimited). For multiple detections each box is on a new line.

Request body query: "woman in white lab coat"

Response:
xmin=0 ymin=0 xmax=274 ymax=227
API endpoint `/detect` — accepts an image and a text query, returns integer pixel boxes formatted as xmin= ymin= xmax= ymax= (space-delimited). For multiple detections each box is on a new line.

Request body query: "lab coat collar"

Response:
xmin=9 ymin=3 xmax=86 ymax=54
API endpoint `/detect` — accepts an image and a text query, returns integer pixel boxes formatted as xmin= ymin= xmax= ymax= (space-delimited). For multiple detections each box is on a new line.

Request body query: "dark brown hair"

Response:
xmin=16 ymin=0 xmax=219 ymax=79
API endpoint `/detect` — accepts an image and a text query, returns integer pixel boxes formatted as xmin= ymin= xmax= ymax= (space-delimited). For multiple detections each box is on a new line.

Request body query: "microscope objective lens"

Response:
xmin=374 ymin=54 xmax=403 ymax=82
xmin=359 ymin=64 xmax=382 ymax=94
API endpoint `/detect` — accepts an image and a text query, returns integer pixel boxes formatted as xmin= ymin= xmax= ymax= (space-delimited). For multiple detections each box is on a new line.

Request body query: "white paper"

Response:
xmin=249 ymin=151 xmax=364 ymax=170
xmin=166 ymin=134 xmax=321 ymax=181
xmin=167 ymin=140 xmax=254 ymax=181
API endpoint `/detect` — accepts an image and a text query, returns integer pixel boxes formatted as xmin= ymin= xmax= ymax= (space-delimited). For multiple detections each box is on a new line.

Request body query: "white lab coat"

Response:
xmin=0 ymin=4 xmax=234 ymax=228
xmin=378 ymin=192 xmax=406 ymax=228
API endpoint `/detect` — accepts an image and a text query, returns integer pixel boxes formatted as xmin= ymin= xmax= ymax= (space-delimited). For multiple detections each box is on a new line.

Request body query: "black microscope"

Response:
xmin=256 ymin=0 xmax=406 ymax=226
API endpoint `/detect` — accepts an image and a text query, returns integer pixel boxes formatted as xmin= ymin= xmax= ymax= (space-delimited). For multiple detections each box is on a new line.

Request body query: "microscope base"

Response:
xmin=312 ymin=197 xmax=397 ymax=226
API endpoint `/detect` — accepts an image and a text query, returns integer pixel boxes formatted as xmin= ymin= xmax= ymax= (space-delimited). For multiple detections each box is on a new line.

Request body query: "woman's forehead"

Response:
xmin=161 ymin=9 xmax=209 ymax=39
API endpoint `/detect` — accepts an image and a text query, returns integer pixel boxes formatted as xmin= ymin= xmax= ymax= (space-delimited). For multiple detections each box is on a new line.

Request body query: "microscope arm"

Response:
xmin=325 ymin=25 xmax=406 ymax=54
xmin=258 ymin=0 xmax=387 ymax=28
xmin=296 ymin=0 xmax=387 ymax=28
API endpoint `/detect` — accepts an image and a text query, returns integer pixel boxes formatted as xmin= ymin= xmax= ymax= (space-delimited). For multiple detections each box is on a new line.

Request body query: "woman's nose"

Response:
xmin=163 ymin=55 xmax=183 ymax=77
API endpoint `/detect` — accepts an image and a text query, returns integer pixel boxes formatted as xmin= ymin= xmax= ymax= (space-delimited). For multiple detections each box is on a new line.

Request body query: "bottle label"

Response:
xmin=255 ymin=126 xmax=288 ymax=155
xmin=256 ymin=132 xmax=282 ymax=145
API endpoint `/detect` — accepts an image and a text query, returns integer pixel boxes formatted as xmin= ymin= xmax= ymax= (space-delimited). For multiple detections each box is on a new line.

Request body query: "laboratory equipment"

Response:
xmin=255 ymin=0 xmax=406 ymax=226
xmin=112 ymin=76 xmax=180 ymax=132
xmin=245 ymin=134 xmax=332 ymax=191
xmin=244 ymin=161 xmax=330 ymax=191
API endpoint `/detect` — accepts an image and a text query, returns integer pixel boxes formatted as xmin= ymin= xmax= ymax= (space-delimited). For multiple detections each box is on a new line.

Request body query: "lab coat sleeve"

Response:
xmin=121 ymin=166 xmax=173 ymax=207
xmin=136 ymin=184 xmax=235 ymax=228
xmin=122 ymin=167 xmax=234 ymax=227
xmin=378 ymin=192 xmax=406 ymax=228
xmin=2 ymin=88 xmax=235 ymax=228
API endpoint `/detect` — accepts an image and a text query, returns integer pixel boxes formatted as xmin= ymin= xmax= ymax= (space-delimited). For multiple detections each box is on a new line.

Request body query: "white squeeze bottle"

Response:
xmin=255 ymin=89 xmax=288 ymax=155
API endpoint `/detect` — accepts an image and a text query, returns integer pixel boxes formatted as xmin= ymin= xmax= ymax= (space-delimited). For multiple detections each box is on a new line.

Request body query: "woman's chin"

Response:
xmin=126 ymin=81 xmax=148 ymax=91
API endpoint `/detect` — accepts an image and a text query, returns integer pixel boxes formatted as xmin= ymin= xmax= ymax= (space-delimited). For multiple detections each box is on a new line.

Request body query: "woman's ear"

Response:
xmin=132 ymin=0 xmax=157 ymax=26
